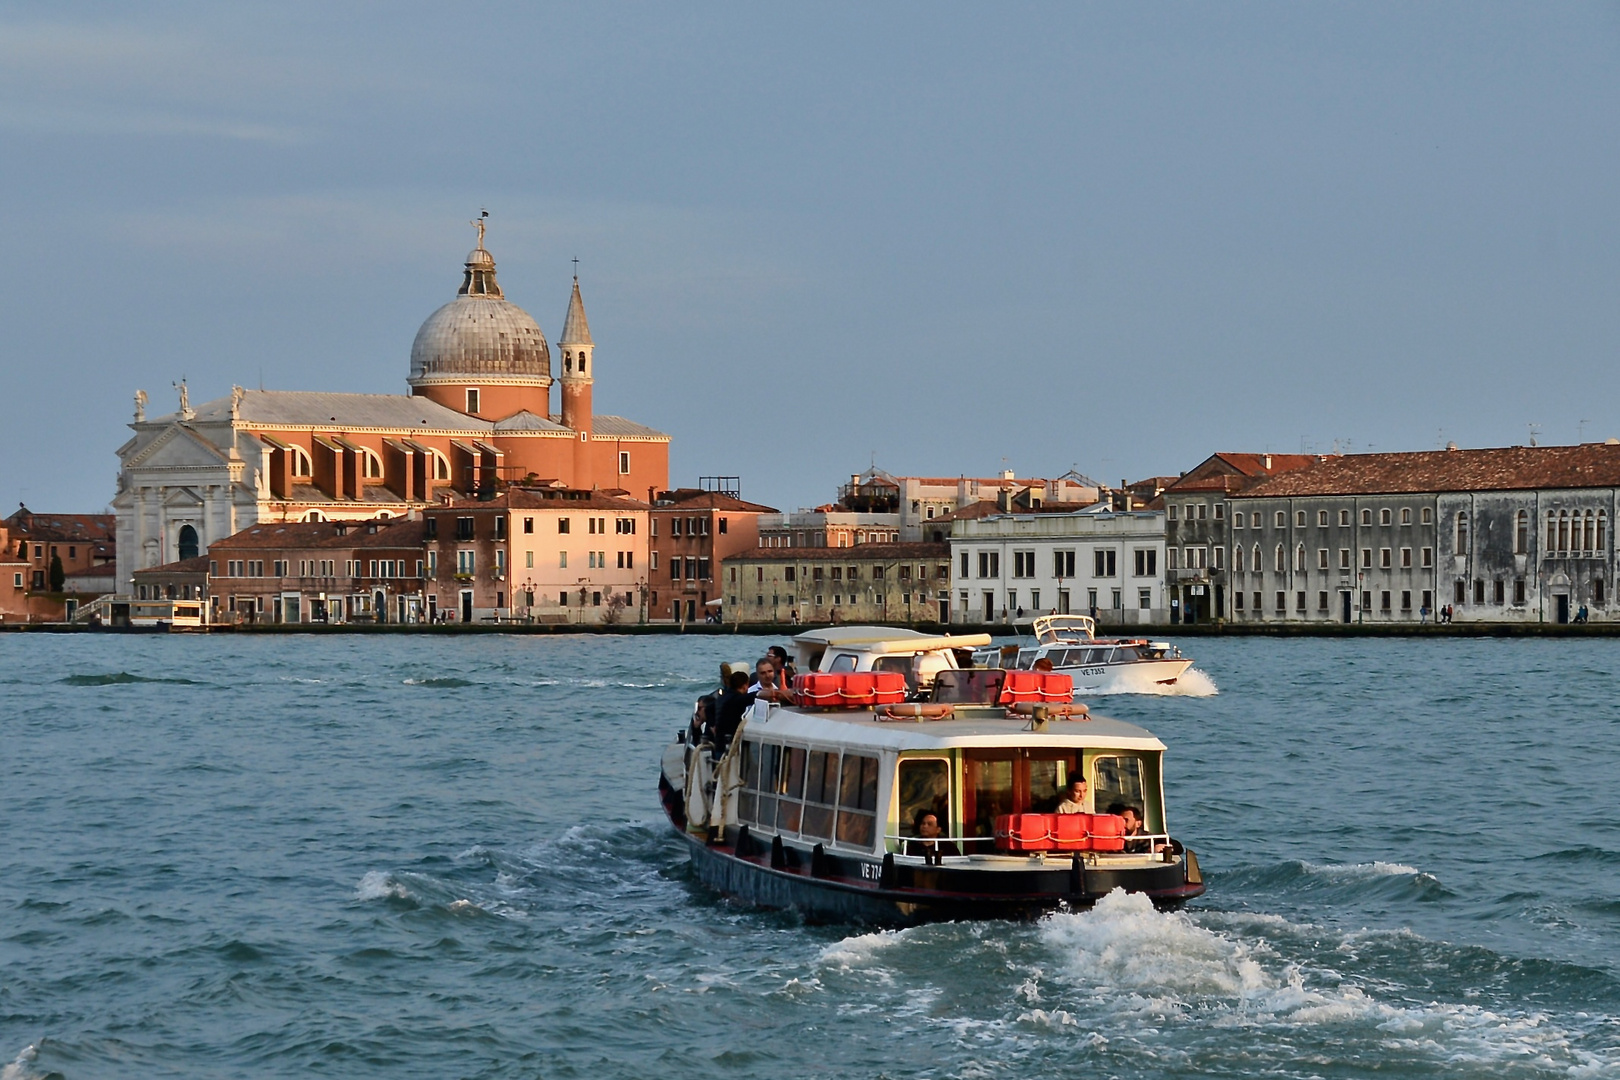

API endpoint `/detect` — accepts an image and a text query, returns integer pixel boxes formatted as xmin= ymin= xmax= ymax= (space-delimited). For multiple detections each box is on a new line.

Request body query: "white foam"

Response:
xmin=1038 ymin=890 xmax=1620 ymax=1070
xmin=354 ymin=870 xmax=409 ymax=901
xmin=1082 ymin=665 xmax=1219 ymax=697
xmin=819 ymin=927 xmax=912 ymax=970
xmin=1300 ymin=860 xmax=1430 ymax=881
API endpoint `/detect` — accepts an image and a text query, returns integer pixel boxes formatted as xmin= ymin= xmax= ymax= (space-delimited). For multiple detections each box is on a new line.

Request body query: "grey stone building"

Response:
xmin=1234 ymin=444 xmax=1620 ymax=624
xmin=1160 ymin=453 xmax=1317 ymax=623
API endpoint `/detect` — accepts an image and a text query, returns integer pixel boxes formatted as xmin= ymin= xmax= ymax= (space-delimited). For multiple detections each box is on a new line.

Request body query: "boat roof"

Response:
xmin=745 ymin=704 xmax=1166 ymax=753
xmin=1032 ymin=614 xmax=1096 ymax=642
xmin=792 ymin=626 xmax=993 ymax=652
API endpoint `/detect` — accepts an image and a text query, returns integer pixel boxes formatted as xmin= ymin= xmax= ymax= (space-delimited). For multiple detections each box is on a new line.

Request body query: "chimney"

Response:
xmin=1000 ymin=469 xmax=1015 ymax=481
xmin=1263 ymin=454 xmax=1272 ymax=470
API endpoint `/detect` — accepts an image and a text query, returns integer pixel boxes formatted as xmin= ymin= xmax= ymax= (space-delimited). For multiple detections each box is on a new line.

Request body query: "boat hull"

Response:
xmin=660 ymin=773 xmax=1204 ymax=926
xmin=1059 ymin=657 xmax=1193 ymax=694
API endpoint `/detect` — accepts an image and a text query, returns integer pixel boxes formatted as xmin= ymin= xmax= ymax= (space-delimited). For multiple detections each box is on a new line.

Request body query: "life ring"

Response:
xmin=1007 ymin=701 xmax=1090 ymax=720
xmin=875 ymin=703 xmax=956 ymax=722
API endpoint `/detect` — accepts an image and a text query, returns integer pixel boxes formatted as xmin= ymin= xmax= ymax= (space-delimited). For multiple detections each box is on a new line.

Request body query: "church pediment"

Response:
xmin=162 ymin=487 xmax=206 ymax=508
xmin=125 ymin=424 xmax=230 ymax=470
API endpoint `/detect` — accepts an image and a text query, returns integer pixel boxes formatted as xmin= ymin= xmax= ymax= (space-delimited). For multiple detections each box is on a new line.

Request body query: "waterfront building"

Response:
xmin=1159 ymin=453 xmax=1317 ymax=623
xmin=722 ymin=542 xmax=951 ymax=624
xmin=423 ymin=489 xmax=650 ymax=624
xmin=948 ymin=503 xmax=1168 ymax=626
xmin=0 ymin=518 xmax=34 ymax=622
xmin=1231 ymin=443 xmax=1620 ymax=624
xmin=6 ymin=507 xmax=116 ymax=592
xmin=756 ymin=508 xmax=901 ymax=549
xmin=839 ymin=468 xmax=1102 ymax=542
xmin=112 ymin=225 xmax=669 ymax=594
xmin=201 ymin=517 xmax=428 ymax=623
xmin=648 ymin=485 xmax=776 ymax=624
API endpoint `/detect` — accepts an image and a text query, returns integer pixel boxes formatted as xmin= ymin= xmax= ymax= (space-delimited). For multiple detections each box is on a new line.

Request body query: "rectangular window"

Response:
xmin=1473 ymin=579 xmax=1485 ymax=605
xmin=959 ymin=551 xmax=970 ymax=579
xmin=1134 ymin=549 xmax=1157 ymax=576
xmin=1380 ymin=548 xmax=1391 ymax=569
xmin=978 ymin=551 xmax=999 ymax=578
xmin=1514 ymin=578 xmax=1526 ymax=604
xmin=619 ymin=451 xmax=631 ymax=475
xmin=465 ymin=388 xmax=480 ymax=414
xmin=1093 ymin=549 xmax=1117 ymax=577
xmin=1211 ymin=547 xmax=1224 ymax=570
xmin=494 ymin=517 xmax=507 ymax=540
xmin=697 ymin=557 xmax=710 ymax=579
xmin=1339 ymin=548 xmax=1350 ymax=570
xmin=559 ymin=551 xmax=568 ymax=568
xmin=1167 ymin=548 xmax=1180 ymax=571
xmin=1275 ymin=591 xmax=1286 ymax=612
xmin=1013 ymin=550 xmax=1036 ymax=578
xmin=1455 ymin=580 xmax=1466 ymax=604
xmin=1361 ymin=591 xmax=1372 ymax=611
xmin=1422 ymin=589 xmax=1433 ymax=611
xmin=1401 ymin=590 xmax=1412 ymax=610
xmin=1422 ymin=547 xmax=1433 ymax=568
xmin=523 ymin=517 xmax=534 ymax=534
xmin=1494 ymin=579 xmax=1505 ymax=605
xmin=1380 ymin=590 xmax=1391 ymax=611
xmin=456 ymin=516 xmax=475 ymax=541
xmin=1401 ymin=547 xmax=1412 ymax=568
xmin=1295 ymin=591 xmax=1306 ymax=612
xmin=1317 ymin=590 xmax=1329 ymax=611
xmin=1168 ymin=505 xmax=1177 ymax=520
xmin=559 ymin=518 xmax=571 ymax=534
xmin=1235 ymin=591 xmax=1245 ymax=611
xmin=1317 ymin=548 xmax=1328 ymax=570
xmin=1361 ymin=548 xmax=1372 ymax=569
xmin=457 ymin=550 xmax=475 ymax=575
xmin=1214 ymin=504 xmax=1224 ymax=520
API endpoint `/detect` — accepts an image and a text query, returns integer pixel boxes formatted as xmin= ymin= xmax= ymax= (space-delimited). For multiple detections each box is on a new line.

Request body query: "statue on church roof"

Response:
xmin=133 ymin=389 xmax=147 ymax=423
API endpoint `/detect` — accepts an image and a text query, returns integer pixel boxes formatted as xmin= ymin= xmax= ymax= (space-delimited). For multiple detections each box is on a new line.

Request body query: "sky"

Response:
xmin=3 ymin=3 xmax=1619 ymax=515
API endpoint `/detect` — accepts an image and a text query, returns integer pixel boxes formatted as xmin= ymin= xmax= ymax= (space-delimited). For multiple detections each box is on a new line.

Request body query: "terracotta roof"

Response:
xmin=1238 ymin=445 xmax=1620 ymax=498
xmin=133 ymin=555 xmax=212 ymax=576
xmin=732 ymin=542 xmax=950 ymax=562
xmin=438 ymin=488 xmax=650 ymax=512
xmin=1210 ymin=452 xmax=1319 ymax=477
xmin=210 ymin=519 xmax=425 ymax=551
xmin=653 ymin=489 xmax=778 ymax=513
xmin=7 ymin=510 xmax=116 ymax=542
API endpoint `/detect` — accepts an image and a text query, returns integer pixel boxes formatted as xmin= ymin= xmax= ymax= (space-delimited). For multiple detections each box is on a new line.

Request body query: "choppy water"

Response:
xmin=3 ymin=634 xmax=1619 ymax=1079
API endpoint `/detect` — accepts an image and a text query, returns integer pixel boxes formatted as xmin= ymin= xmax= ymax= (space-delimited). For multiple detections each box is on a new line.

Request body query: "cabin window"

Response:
xmin=775 ymin=746 xmax=808 ymax=834
xmin=1092 ymin=755 xmax=1148 ymax=822
xmin=741 ymin=741 xmax=783 ymax=827
xmin=801 ymin=749 xmax=840 ymax=840
xmin=827 ymin=652 xmax=857 ymax=673
xmin=962 ymin=749 xmax=1082 ymax=839
xmin=897 ymin=758 xmax=952 ymax=842
xmin=835 ymin=753 xmax=880 ymax=847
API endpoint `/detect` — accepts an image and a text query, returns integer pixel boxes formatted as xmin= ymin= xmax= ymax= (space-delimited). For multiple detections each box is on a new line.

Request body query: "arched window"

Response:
xmin=1294 ymin=544 xmax=1306 ymax=571
xmin=1547 ymin=511 xmax=1557 ymax=552
xmin=1515 ymin=510 xmax=1527 ymax=555
xmin=1234 ymin=546 xmax=1245 ymax=573
xmin=1361 ymin=508 xmax=1372 ymax=526
xmin=304 ymin=510 xmax=325 ymax=523
xmin=579 ymin=354 xmax=586 ymax=375
xmin=1585 ymin=510 xmax=1596 ymax=553
xmin=1455 ymin=511 xmax=1468 ymax=555
xmin=430 ymin=450 xmax=451 ymax=482
xmin=1558 ymin=510 xmax=1569 ymax=554
xmin=290 ymin=446 xmax=312 ymax=477
xmin=1252 ymin=544 xmax=1262 ymax=573
xmin=362 ymin=449 xmax=383 ymax=479
xmin=177 ymin=524 xmax=199 ymax=561
xmin=1600 ymin=511 xmax=1607 ymax=553
xmin=1274 ymin=544 xmax=1285 ymax=573
xmin=375 ymin=511 xmax=393 ymax=520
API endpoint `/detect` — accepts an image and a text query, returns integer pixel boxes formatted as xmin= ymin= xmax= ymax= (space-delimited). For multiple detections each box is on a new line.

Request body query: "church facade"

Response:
xmin=113 ymin=227 xmax=670 ymax=591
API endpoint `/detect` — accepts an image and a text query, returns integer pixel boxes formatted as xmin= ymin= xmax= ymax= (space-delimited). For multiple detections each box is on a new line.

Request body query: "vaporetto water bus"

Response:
xmin=658 ymin=627 xmax=1204 ymax=924
xmin=972 ymin=614 xmax=1194 ymax=694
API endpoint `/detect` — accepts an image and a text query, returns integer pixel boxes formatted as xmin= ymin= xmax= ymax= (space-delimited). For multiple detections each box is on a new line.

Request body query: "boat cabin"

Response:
xmin=789 ymin=625 xmax=993 ymax=694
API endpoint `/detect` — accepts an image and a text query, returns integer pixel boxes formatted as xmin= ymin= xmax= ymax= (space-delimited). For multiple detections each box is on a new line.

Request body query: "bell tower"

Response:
xmin=558 ymin=273 xmax=594 ymax=488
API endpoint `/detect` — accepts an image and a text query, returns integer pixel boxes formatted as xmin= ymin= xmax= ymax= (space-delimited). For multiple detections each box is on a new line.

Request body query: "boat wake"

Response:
xmin=1082 ymin=666 xmax=1219 ymax=697
xmin=811 ymin=889 xmax=1620 ymax=1077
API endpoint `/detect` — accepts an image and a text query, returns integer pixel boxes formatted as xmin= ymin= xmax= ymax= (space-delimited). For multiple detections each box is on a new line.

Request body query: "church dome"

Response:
xmin=408 ymin=241 xmax=551 ymax=386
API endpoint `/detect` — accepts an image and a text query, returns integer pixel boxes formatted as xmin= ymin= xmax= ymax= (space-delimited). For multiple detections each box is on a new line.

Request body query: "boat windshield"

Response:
xmin=896 ymin=758 xmax=951 ymax=838
xmin=962 ymin=749 xmax=1083 ymax=839
xmin=1092 ymin=754 xmax=1148 ymax=819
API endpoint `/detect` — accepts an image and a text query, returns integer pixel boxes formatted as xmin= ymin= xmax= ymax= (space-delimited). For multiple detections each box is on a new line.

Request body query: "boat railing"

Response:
xmin=884 ymin=832 xmax=1176 ymax=856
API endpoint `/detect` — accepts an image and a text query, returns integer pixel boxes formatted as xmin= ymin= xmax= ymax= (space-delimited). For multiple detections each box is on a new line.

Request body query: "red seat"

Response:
xmin=838 ymin=672 xmax=878 ymax=705
xmin=1037 ymin=672 xmax=1074 ymax=702
xmin=999 ymin=670 xmax=1045 ymax=704
xmin=993 ymin=813 xmax=1056 ymax=851
xmin=1089 ymin=813 xmax=1125 ymax=853
xmin=872 ymin=671 xmax=906 ymax=705
xmin=1052 ymin=812 xmax=1092 ymax=851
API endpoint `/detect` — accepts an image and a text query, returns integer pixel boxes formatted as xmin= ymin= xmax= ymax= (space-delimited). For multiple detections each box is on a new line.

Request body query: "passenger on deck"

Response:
xmin=1033 ymin=657 xmax=1055 ymax=671
xmin=905 ymin=811 xmax=961 ymax=859
xmin=748 ymin=657 xmax=794 ymax=704
xmin=1055 ymin=776 xmax=1089 ymax=814
xmin=1111 ymin=802 xmax=1179 ymax=856
xmin=710 ymin=670 xmax=754 ymax=759
xmin=767 ymin=645 xmax=797 ymax=692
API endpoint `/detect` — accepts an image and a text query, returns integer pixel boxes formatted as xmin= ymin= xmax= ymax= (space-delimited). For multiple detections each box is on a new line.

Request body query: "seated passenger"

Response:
xmin=905 ymin=811 xmax=961 ymax=859
xmin=1055 ymin=776 xmax=1089 ymax=814
xmin=1033 ymin=657 xmax=1055 ymax=671
xmin=1111 ymin=802 xmax=1180 ymax=856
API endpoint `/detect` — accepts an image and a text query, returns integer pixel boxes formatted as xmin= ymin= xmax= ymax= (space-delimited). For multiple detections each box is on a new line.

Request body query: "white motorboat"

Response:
xmin=973 ymin=615 xmax=1194 ymax=694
